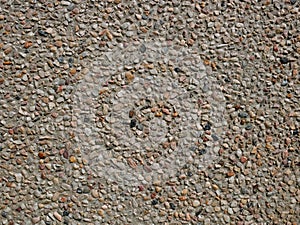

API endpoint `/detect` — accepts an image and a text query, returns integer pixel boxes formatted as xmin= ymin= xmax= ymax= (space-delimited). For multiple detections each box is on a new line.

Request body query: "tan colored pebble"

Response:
xmin=52 ymin=192 xmax=60 ymax=201
xmin=151 ymin=107 xmax=158 ymax=113
xmin=125 ymin=71 xmax=134 ymax=82
xmin=265 ymin=136 xmax=273 ymax=143
xmin=53 ymin=211 xmax=62 ymax=221
xmin=106 ymin=30 xmax=113 ymax=40
xmin=181 ymin=189 xmax=188 ymax=195
xmin=266 ymin=143 xmax=275 ymax=150
xmin=69 ymin=156 xmax=77 ymax=163
xmin=174 ymin=211 xmax=179 ymax=218
xmin=55 ymin=40 xmax=63 ymax=47
xmin=192 ymin=200 xmax=200 ymax=207
xmin=127 ymin=158 xmax=137 ymax=168
xmin=32 ymin=217 xmax=40 ymax=224
xmin=155 ymin=186 xmax=162 ymax=193
xmin=70 ymin=68 xmax=76 ymax=75
xmin=212 ymin=184 xmax=219 ymax=190
xmin=91 ymin=189 xmax=99 ymax=198
xmin=186 ymin=213 xmax=191 ymax=221
xmin=155 ymin=111 xmax=163 ymax=117
xmin=162 ymin=108 xmax=170 ymax=115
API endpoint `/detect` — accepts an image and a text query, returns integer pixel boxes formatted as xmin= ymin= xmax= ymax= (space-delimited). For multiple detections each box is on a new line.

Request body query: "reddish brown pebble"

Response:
xmin=138 ymin=185 xmax=144 ymax=191
xmin=3 ymin=61 xmax=12 ymax=65
xmin=60 ymin=196 xmax=67 ymax=203
xmin=8 ymin=129 xmax=14 ymax=135
xmin=24 ymin=41 xmax=33 ymax=48
xmin=70 ymin=68 xmax=76 ymax=75
xmin=129 ymin=110 xmax=135 ymax=118
xmin=179 ymin=196 xmax=187 ymax=201
xmin=56 ymin=85 xmax=63 ymax=93
xmin=38 ymin=152 xmax=46 ymax=159
xmin=151 ymin=192 xmax=156 ymax=199
xmin=40 ymin=171 xmax=46 ymax=179
xmin=240 ymin=156 xmax=248 ymax=163
xmin=227 ymin=171 xmax=235 ymax=177
xmin=63 ymin=150 xmax=69 ymax=159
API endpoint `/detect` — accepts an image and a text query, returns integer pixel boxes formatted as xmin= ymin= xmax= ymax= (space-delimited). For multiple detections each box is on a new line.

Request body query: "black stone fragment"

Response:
xmin=280 ymin=57 xmax=289 ymax=64
xmin=68 ymin=57 xmax=74 ymax=67
xmin=38 ymin=29 xmax=48 ymax=37
xmin=204 ymin=123 xmax=211 ymax=131
xmin=1 ymin=211 xmax=7 ymax=218
xmin=170 ymin=202 xmax=176 ymax=210
xmin=76 ymin=188 xmax=82 ymax=194
xmin=224 ymin=77 xmax=231 ymax=82
xmin=212 ymin=134 xmax=219 ymax=141
xmin=195 ymin=210 xmax=202 ymax=217
xmin=292 ymin=129 xmax=298 ymax=135
xmin=151 ymin=199 xmax=158 ymax=205
xmin=245 ymin=124 xmax=253 ymax=130
xmin=174 ymin=67 xmax=183 ymax=73
xmin=238 ymin=112 xmax=249 ymax=118
xmin=198 ymin=149 xmax=207 ymax=155
xmin=130 ymin=119 xmax=137 ymax=128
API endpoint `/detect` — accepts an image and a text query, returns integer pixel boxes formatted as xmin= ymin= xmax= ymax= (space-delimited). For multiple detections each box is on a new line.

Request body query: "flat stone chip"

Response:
xmin=71 ymin=41 xmax=227 ymax=187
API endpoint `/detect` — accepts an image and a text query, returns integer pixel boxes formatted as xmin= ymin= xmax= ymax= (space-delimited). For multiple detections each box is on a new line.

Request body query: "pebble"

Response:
xmin=280 ymin=57 xmax=289 ymax=64
xmin=32 ymin=217 xmax=40 ymax=224
xmin=192 ymin=200 xmax=200 ymax=207
xmin=69 ymin=156 xmax=76 ymax=163
xmin=91 ymin=189 xmax=99 ymax=198
xmin=53 ymin=211 xmax=62 ymax=222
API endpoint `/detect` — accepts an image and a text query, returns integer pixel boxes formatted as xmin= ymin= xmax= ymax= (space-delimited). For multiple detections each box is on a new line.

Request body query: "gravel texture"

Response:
xmin=0 ymin=0 xmax=299 ymax=224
